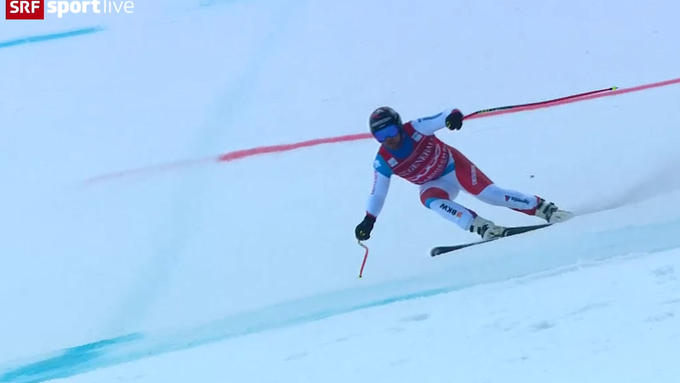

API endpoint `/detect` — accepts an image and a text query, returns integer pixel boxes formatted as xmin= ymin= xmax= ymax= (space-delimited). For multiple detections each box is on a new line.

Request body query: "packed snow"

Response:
xmin=1 ymin=0 xmax=679 ymax=382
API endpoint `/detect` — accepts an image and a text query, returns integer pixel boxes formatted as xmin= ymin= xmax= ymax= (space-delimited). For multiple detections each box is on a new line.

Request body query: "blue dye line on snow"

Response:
xmin=0 ymin=27 xmax=104 ymax=49
xmin=3 ymin=217 xmax=680 ymax=383
xmin=0 ymin=334 xmax=142 ymax=383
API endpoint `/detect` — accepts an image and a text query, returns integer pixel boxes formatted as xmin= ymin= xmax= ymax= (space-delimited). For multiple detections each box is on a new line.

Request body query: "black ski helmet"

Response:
xmin=369 ymin=106 xmax=403 ymax=137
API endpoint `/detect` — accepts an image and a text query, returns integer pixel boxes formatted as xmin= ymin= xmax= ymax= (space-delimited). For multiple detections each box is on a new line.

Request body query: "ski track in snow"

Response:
xmin=3 ymin=0 xmax=680 ymax=382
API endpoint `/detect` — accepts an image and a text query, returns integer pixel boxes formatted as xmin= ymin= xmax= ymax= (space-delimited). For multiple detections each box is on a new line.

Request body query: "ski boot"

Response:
xmin=469 ymin=216 xmax=505 ymax=240
xmin=534 ymin=198 xmax=573 ymax=223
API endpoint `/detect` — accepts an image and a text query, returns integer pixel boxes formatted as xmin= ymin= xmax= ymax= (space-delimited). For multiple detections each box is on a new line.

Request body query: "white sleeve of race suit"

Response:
xmin=365 ymin=169 xmax=391 ymax=218
xmin=410 ymin=108 xmax=456 ymax=135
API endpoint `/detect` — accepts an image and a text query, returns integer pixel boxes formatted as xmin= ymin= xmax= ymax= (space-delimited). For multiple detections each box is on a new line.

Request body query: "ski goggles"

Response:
xmin=373 ymin=124 xmax=400 ymax=142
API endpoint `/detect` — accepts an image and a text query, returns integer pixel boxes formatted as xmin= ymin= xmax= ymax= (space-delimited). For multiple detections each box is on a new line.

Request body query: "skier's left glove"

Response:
xmin=445 ymin=109 xmax=464 ymax=131
xmin=355 ymin=214 xmax=376 ymax=241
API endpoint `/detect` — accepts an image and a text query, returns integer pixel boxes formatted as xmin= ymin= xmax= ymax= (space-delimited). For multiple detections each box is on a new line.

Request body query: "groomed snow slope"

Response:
xmin=1 ymin=0 xmax=679 ymax=381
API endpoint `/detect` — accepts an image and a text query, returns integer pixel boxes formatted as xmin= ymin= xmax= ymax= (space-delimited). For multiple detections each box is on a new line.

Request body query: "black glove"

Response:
xmin=445 ymin=109 xmax=464 ymax=130
xmin=355 ymin=214 xmax=376 ymax=241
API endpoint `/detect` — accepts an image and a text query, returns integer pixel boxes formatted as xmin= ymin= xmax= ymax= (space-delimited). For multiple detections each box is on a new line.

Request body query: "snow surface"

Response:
xmin=1 ymin=0 xmax=680 ymax=381
xmin=49 ymin=244 xmax=680 ymax=383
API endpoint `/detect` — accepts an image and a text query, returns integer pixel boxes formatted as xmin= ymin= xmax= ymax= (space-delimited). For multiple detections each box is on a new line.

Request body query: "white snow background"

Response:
xmin=1 ymin=0 xmax=680 ymax=382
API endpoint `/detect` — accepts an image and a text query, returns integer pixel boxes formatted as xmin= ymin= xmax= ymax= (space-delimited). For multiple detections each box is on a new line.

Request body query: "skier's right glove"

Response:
xmin=355 ymin=214 xmax=376 ymax=241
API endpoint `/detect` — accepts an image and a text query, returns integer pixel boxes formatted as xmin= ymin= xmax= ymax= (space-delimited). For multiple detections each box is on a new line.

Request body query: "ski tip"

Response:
xmin=430 ymin=247 xmax=449 ymax=257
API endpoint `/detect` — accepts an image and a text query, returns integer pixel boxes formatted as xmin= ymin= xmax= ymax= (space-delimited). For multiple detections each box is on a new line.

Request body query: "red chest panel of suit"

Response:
xmin=378 ymin=122 xmax=450 ymax=185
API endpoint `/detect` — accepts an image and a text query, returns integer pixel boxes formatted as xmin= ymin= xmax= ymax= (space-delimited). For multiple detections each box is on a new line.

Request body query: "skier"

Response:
xmin=354 ymin=106 xmax=573 ymax=242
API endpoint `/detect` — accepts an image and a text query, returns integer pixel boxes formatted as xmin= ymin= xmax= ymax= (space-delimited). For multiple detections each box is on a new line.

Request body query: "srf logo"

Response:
xmin=6 ymin=0 xmax=45 ymax=19
xmin=6 ymin=0 xmax=134 ymax=19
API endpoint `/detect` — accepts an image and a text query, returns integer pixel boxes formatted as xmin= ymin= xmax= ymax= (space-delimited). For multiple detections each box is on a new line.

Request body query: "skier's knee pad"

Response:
xmin=420 ymin=187 xmax=451 ymax=208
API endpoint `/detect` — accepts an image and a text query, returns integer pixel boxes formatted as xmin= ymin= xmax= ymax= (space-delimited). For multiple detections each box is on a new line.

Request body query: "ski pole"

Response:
xmin=357 ymin=241 xmax=369 ymax=278
xmin=464 ymin=86 xmax=618 ymax=119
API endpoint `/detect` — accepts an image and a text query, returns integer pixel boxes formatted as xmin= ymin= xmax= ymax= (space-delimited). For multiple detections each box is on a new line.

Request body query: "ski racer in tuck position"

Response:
xmin=354 ymin=106 xmax=573 ymax=242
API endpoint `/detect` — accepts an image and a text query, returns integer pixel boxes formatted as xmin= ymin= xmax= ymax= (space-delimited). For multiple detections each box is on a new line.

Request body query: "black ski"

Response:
xmin=430 ymin=223 xmax=552 ymax=257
